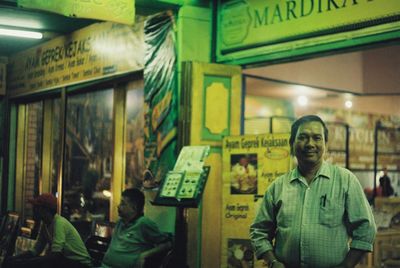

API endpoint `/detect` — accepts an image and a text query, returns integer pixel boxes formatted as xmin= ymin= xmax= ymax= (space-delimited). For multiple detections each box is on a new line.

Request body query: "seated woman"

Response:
xmin=101 ymin=188 xmax=172 ymax=268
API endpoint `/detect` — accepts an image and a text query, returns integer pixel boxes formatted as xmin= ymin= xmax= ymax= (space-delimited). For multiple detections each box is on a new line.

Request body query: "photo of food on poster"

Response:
xmin=221 ymin=134 xmax=291 ymax=268
xmin=227 ymin=239 xmax=254 ymax=268
xmin=230 ymin=153 xmax=258 ymax=195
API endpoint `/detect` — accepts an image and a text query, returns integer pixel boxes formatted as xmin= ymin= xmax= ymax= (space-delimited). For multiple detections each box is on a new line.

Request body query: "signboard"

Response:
xmin=8 ymin=20 xmax=144 ymax=97
xmin=221 ymin=134 xmax=291 ymax=267
xmin=217 ymin=0 xmax=400 ymax=62
xmin=18 ymin=0 xmax=135 ymax=25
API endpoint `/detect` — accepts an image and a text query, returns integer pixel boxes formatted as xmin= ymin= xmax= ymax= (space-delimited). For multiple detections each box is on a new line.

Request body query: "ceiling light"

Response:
xmin=102 ymin=190 xmax=112 ymax=198
xmin=345 ymin=100 xmax=353 ymax=109
xmin=297 ymin=95 xmax=308 ymax=106
xmin=0 ymin=28 xmax=43 ymax=39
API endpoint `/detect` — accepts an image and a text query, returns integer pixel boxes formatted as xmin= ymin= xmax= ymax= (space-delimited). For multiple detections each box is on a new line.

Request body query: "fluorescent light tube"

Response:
xmin=0 ymin=28 xmax=43 ymax=39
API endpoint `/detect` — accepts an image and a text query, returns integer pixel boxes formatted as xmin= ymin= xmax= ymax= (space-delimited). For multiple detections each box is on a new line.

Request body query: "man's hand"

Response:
xmin=15 ymin=251 xmax=34 ymax=259
xmin=332 ymin=248 xmax=367 ymax=268
xmin=261 ymin=251 xmax=286 ymax=268
xmin=270 ymin=260 xmax=285 ymax=268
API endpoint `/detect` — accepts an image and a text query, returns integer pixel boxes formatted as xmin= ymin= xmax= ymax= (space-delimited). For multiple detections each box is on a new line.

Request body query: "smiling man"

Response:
xmin=250 ymin=115 xmax=376 ymax=268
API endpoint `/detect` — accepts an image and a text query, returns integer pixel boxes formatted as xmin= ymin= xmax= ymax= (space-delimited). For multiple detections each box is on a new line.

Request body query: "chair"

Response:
xmin=375 ymin=228 xmax=400 ymax=268
xmin=85 ymin=221 xmax=114 ymax=266
xmin=380 ymin=243 xmax=400 ymax=268
xmin=143 ymin=248 xmax=173 ymax=268
xmin=143 ymin=236 xmax=174 ymax=268
xmin=0 ymin=212 xmax=21 ymax=266
xmin=85 ymin=235 xmax=111 ymax=267
xmin=90 ymin=221 xmax=115 ymax=238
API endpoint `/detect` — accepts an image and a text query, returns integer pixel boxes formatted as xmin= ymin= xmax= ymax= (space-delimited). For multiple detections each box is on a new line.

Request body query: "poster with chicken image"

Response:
xmin=222 ymin=134 xmax=291 ymax=268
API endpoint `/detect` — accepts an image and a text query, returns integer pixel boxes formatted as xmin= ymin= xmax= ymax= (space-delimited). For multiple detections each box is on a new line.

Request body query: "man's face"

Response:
xmin=293 ymin=121 xmax=326 ymax=168
xmin=239 ymin=157 xmax=249 ymax=167
xmin=117 ymin=196 xmax=137 ymax=221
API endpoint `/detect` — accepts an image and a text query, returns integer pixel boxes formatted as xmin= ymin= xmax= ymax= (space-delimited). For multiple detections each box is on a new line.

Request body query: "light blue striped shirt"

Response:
xmin=250 ymin=161 xmax=376 ymax=268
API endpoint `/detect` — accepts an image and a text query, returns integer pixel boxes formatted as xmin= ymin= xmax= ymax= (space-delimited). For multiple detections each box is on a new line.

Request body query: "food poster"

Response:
xmin=222 ymin=134 xmax=291 ymax=268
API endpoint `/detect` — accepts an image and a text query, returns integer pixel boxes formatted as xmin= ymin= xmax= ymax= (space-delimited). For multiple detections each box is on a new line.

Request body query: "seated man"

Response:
xmin=101 ymin=188 xmax=172 ymax=268
xmin=4 ymin=193 xmax=92 ymax=268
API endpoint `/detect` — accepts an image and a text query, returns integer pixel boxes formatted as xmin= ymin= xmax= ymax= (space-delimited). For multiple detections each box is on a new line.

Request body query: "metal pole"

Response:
xmin=373 ymin=121 xmax=380 ymax=204
xmin=345 ymin=124 xmax=350 ymax=169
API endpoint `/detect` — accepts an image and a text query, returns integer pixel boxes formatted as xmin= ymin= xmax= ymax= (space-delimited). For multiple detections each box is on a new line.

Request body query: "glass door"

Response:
xmin=62 ymin=89 xmax=114 ymax=223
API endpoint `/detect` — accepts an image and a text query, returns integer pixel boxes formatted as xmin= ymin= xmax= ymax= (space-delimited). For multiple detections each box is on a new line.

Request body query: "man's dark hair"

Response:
xmin=289 ymin=115 xmax=329 ymax=154
xmin=122 ymin=188 xmax=145 ymax=213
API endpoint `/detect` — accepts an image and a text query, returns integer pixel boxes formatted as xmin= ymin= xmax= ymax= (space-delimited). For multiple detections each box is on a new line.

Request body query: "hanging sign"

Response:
xmin=7 ymin=20 xmax=144 ymax=97
xmin=18 ymin=0 xmax=135 ymax=25
xmin=221 ymin=134 xmax=291 ymax=267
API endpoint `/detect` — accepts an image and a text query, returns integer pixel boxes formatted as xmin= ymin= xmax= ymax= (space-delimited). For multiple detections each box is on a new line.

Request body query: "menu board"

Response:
xmin=152 ymin=146 xmax=210 ymax=207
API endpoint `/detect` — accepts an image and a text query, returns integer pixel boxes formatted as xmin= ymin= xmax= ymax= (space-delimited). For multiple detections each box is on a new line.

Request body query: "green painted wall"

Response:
xmin=176 ymin=4 xmax=212 ymax=118
xmin=177 ymin=5 xmax=212 ymax=64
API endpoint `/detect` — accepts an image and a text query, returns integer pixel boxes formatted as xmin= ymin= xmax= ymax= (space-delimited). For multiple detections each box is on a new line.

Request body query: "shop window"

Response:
xmin=23 ymin=102 xmax=43 ymax=218
xmin=125 ymin=82 xmax=144 ymax=188
xmin=50 ymin=98 xmax=61 ymax=195
xmin=63 ymin=89 xmax=113 ymax=223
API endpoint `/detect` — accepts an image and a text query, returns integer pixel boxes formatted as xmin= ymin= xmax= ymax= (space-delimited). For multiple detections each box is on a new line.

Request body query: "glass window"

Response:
xmin=51 ymin=98 xmax=61 ymax=195
xmin=125 ymin=82 xmax=144 ymax=189
xmin=63 ymin=89 xmax=114 ymax=222
xmin=23 ymin=102 xmax=43 ymax=218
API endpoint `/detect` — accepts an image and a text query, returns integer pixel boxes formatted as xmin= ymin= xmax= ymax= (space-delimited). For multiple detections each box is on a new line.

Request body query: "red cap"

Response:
xmin=29 ymin=193 xmax=57 ymax=211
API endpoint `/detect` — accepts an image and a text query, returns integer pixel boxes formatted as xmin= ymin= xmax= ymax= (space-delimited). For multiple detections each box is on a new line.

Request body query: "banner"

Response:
xmin=8 ymin=20 xmax=144 ymax=97
xmin=221 ymin=134 xmax=291 ymax=268
xmin=18 ymin=0 xmax=135 ymax=25
xmin=143 ymin=12 xmax=178 ymax=187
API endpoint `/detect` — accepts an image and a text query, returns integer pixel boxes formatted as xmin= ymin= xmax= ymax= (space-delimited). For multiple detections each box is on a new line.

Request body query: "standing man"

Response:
xmin=250 ymin=115 xmax=376 ymax=268
xmin=5 ymin=193 xmax=92 ymax=268
xmin=101 ymin=188 xmax=172 ymax=268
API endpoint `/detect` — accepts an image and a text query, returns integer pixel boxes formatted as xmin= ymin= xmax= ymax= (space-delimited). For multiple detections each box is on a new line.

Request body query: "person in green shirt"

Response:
xmin=101 ymin=188 xmax=172 ymax=268
xmin=4 ymin=193 xmax=92 ymax=268
xmin=250 ymin=115 xmax=376 ymax=268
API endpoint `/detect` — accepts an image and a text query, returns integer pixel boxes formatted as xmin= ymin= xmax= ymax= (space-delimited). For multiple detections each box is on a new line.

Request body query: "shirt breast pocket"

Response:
xmin=319 ymin=199 xmax=344 ymax=227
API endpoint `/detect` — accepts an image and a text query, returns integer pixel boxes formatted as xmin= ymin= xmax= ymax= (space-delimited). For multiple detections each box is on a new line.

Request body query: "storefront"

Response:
xmin=211 ymin=1 xmax=400 ymax=267
xmin=1 ymin=1 xmax=400 ymax=267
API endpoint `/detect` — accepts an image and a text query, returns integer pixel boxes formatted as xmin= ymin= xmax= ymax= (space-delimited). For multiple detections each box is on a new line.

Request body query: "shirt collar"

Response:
xmin=121 ymin=213 xmax=144 ymax=227
xmin=290 ymin=161 xmax=331 ymax=182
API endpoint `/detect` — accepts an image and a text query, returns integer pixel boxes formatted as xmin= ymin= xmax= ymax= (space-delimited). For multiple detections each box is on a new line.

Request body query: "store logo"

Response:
xmin=264 ymin=148 xmax=289 ymax=160
xmin=220 ymin=0 xmax=252 ymax=46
